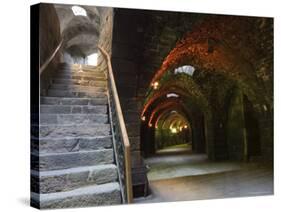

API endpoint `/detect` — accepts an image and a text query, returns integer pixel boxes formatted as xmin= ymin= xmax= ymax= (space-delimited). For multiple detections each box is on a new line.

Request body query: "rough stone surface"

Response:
xmin=34 ymin=149 xmax=114 ymax=171
xmin=32 ymin=182 xmax=121 ymax=209
xmin=31 ymin=164 xmax=117 ymax=193
xmin=40 ymin=114 xmax=108 ymax=125
xmin=39 ymin=124 xmax=111 ymax=138
xmin=40 ymin=105 xmax=107 ymax=114
xmin=39 ymin=4 xmax=62 ymax=95
xmin=54 ymin=4 xmax=101 ymax=58
xmin=39 ymin=136 xmax=113 ymax=153
xmin=41 ymin=97 xmax=107 ymax=105
xmin=56 ymin=74 xmax=106 ymax=81
xmin=52 ymin=78 xmax=107 ymax=87
xmin=32 ymin=63 xmax=121 ymax=208
xmin=50 ymin=84 xmax=107 ymax=92
xmin=47 ymin=89 xmax=107 ymax=98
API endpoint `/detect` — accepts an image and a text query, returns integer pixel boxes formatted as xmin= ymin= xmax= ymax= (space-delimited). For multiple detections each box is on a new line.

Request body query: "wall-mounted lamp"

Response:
xmin=152 ymin=81 xmax=159 ymax=90
xmin=170 ymin=128 xmax=177 ymax=134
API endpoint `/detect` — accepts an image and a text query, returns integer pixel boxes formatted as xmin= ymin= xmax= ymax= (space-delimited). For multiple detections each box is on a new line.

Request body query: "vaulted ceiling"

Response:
xmin=54 ymin=4 xmax=101 ymax=57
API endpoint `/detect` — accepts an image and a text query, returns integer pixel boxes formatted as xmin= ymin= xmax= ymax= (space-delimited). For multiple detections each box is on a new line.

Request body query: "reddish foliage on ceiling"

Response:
xmin=151 ymin=15 xmax=263 ymax=84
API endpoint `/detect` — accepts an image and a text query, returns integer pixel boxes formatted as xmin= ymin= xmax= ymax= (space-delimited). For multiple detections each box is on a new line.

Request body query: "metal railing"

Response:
xmin=98 ymin=46 xmax=133 ymax=203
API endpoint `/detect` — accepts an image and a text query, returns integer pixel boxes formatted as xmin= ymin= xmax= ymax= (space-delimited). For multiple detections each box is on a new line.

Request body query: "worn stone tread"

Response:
xmin=40 ymin=114 xmax=108 ymax=124
xmin=40 ymin=96 xmax=107 ymax=105
xmin=40 ymin=105 xmax=107 ymax=114
xmin=50 ymin=83 xmax=107 ymax=92
xmin=56 ymin=71 xmax=106 ymax=78
xmin=52 ymin=78 xmax=107 ymax=87
xmin=31 ymin=182 xmax=121 ymax=208
xmin=31 ymin=164 xmax=118 ymax=193
xmin=32 ymin=149 xmax=114 ymax=170
xmin=47 ymin=89 xmax=107 ymax=98
xmin=39 ymin=124 xmax=111 ymax=138
xmin=34 ymin=63 xmax=121 ymax=207
xmin=36 ymin=135 xmax=113 ymax=153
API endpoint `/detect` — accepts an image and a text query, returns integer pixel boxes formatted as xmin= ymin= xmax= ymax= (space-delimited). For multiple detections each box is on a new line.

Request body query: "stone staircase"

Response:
xmin=31 ymin=64 xmax=121 ymax=209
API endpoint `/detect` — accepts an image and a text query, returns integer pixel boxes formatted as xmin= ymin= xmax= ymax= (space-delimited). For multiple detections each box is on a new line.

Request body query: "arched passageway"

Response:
xmin=134 ymin=14 xmax=273 ymax=200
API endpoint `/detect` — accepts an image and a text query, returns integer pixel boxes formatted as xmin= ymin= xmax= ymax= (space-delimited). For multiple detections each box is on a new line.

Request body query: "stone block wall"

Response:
xmin=226 ymin=88 xmax=246 ymax=161
xmin=111 ymin=9 xmax=145 ymax=155
xmin=39 ymin=3 xmax=62 ymax=95
xmin=97 ymin=7 xmax=113 ymax=72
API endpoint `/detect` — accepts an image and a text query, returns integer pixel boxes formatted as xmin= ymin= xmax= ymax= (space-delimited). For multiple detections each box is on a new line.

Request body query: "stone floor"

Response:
xmin=135 ymin=145 xmax=273 ymax=204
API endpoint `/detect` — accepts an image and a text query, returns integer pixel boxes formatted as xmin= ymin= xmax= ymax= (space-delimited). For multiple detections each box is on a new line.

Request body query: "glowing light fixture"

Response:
xmin=184 ymin=125 xmax=188 ymax=129
xmin=141 ymin=116 xmax=146 ymax=121
xmin=174 ymin=65 xmax=195 ymax=76
xmin=166 ymin=93 xmax=179 ymax=98
xmin=152 ymin=81 xmax=159 ymax=90
xmin=170 ymin=128 xmax=177 ymax=133
xmin=72 ymin=6 xmax=87 ymax=16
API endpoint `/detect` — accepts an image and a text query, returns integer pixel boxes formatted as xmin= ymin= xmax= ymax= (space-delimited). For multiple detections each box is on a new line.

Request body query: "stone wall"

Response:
xmin=226 ymin=88 xmax=246 ymax=161
xmin=39 ymin=3 xmax=62 ymax=95
xmin=97 ymin=7 xmax=113 ymax=71
xmin=111 ymin=9 xmax=145 ymax=155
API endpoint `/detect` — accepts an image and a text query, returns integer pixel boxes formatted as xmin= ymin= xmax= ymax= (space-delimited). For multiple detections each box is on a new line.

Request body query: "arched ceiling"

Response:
xmin=142 ymin=73 xmax=210 ymax=120
xmin=148 ymin=15 xmax=272 ymax=108
xmin=54 ymin=4 xmax=101 ymax=57
xmin=158 ymin=110 xmax=189 ymax=130
xmin=141 ymin=15 xmax=272 ymax=131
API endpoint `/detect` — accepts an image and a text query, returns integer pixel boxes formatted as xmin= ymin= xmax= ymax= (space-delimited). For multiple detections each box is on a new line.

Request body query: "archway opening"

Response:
xmin=154 ymin=110 xmax=192 ymax=154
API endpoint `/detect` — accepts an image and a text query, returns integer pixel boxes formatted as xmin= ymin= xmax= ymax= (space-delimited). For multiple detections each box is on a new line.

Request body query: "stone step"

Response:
xmin=39 ymin=124 xmax=111 ymax=138
xmin=47 ymin=89 xmax=107 ymax=98
xmin=41 ymin=97 xmax=107 ymax=106
xmin=56 ymin=71 xmax=106 ymax=78
xmin=36 ymin=135 xmax=113 ymax=153
xmin=60 ymin=70 xmax=106 ymax=76
xmin=52 ymin=78 xmax=107 ymax=87
xmin=40 ymin=114 xmax=108 ymax=125
xmin=55 ymin=74 xmax=106 ymax=81
xmin=50 ymin=83 xmax=107 ymax=92
xmin=71 ymin=64 xmax=103 ymax=71
xmin=49 ymin=86 xmax=107 ymax=94
xmin=32 ymin=149 xmax=114 ymax=171
xmin=31 ymin=164 xmax=118 ymax=193
xmin=40 ymin=105 xmax=107 ymax=114
xmin=31 ymin=182 xmax=121 ymax=209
